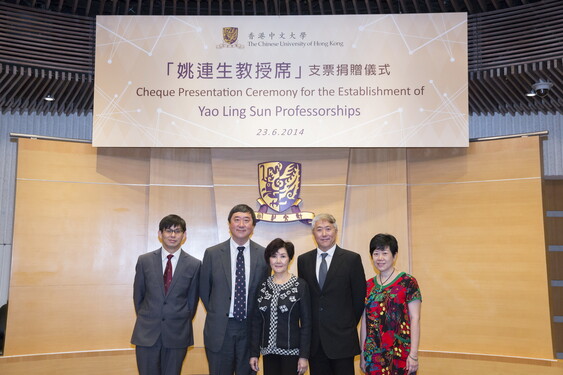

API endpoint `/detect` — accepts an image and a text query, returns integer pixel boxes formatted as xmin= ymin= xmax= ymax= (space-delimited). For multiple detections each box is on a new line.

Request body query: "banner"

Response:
xmin=94 ymin=14 xmax=468 ymax=147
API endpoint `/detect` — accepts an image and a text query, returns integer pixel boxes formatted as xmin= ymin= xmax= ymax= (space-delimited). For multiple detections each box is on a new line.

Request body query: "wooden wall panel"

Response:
xmin=149 ymin=148 xmax=213 ymax=186
xmin=210 ymin=148 xmax=350 ymax=263
xmin=5 ymin=136 xmax=556 ymax=373
xmin=0 ymin=348 xmax=209 ymax=375
xmin=10 ymin=182 xmax=146 ymax=286
xmin=545 ymin=218 xmax=563 ymax=245
xmin=345 ymin=148 xmax=410 ymax=279
xmin=555 ymin=323 xmax=563 ymax=355
xmin=344 ymin=185 xmax=409 ymax=278
xmin=2 ymin=348 xmax=561 ymax=375
xmin=420 ymin=353 xmax=563 ymax=375
xmin=17 ymin=140 xmax=150 ymax=184
xmin=210 ymin=148 xmax=350 ymax=185
xmin=548 ymin=251 xmax=563 ymax=282
xmin=6 ymin=286 xmax=134 ymax=354
xmin=542 ymin=176 xmax=563 ymax=355
xmin=0 ymin=350 xmax=138 ymax=375
xmin=543 ymin=175 xmax=563 ymax=329
xmin=408 ymin=137 xmax=542 ymax=183
xmin=551 ymin=287 xmax=563 ymax=316
xmin=410 ymin=180 xmax=551 ymax=357
xmin=408 ymin=137 xmax=552 ymax=359
xmin=543 ymin=179 xmax=563 ymax=211
xmin=348 ymin=148 xmax=407 ymax=185
xmin=6 ymin=139 xmax=149 ymax=356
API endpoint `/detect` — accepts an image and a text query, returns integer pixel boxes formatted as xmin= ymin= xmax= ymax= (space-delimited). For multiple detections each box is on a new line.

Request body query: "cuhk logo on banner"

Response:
xmin=223 ymin=27 xmax=238 ymax=44
xmin=256 ymin=161 xmax=314 ymax=224
xmin=218 ymin=27 xmax=243 ymax=49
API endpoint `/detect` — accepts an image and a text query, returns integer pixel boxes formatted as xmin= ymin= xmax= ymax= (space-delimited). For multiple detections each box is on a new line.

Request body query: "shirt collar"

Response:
xmin=162 ymin=248 xmax=180 ymax=260
xmin=230 ymin=238 xmax=250 ymax=251
xmin=317 ymin=244 xmax=336 ymax=257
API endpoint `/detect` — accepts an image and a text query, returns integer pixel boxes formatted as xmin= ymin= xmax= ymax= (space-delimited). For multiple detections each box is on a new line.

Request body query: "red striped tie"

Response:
xmin=163 ymin=254 xmax=173 ymax=294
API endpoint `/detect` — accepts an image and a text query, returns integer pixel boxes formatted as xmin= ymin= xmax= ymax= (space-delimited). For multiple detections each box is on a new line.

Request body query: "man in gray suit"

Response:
xmin=200 ymin=204 xmax=270 ymax=375
xmin=131 ymin=214 xmax=201 ymax=375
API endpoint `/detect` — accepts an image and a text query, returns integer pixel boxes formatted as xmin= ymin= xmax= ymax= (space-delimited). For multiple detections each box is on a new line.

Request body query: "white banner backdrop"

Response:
xmin=94 ymin=14 xmax=468 ymax=147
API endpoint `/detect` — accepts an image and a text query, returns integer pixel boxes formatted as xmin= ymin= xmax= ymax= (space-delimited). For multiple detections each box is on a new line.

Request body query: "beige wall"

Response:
xmin=408 ymin=138 xmax=552 ymax=358
xmin=1 ymin=136 xmax=557 ymax=374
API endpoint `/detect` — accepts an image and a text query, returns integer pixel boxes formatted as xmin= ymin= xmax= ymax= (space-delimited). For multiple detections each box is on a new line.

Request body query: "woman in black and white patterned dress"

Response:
xmin=249 ymin=238 xmax=312 ymax=375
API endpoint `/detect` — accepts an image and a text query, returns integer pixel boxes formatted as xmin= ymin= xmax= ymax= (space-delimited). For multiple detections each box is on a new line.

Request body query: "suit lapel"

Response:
xmin=307 ymin=250 xmax=322 ymax=293
xmin=152 ymin=248 xmax=166 ymax=296
xmin=166 ymin=250 xmax=187 ymax=296
xmin=248 ymin=240 xmax=260 ymax=289
xmin=323 ymin=246 xmax=343 ymax=288
xmin=219 ymin=240 xmax=232 ymax=291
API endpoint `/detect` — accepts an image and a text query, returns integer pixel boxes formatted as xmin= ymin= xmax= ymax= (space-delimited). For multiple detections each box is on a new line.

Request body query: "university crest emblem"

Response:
xmin=223 ymin=27 xmax=238 ymax=45
xmin=256 ymin=161 xmax=314 ymax=224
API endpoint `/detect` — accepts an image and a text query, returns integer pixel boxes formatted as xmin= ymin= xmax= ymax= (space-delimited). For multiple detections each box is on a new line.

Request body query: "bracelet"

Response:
xmin=408 ymin=355 xmax=418 ymax=361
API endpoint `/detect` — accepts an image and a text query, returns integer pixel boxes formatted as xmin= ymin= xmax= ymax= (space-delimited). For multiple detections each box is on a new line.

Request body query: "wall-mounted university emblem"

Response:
xmin=256 ymin=161 xmax=314 ymax=224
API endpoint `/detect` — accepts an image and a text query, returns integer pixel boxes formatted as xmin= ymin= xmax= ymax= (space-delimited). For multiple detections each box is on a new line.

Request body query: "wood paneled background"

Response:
xmin=543 ymin=179 xmax=563 ymax=357
xmin=1 ymin=136 xmax=559 ymax=374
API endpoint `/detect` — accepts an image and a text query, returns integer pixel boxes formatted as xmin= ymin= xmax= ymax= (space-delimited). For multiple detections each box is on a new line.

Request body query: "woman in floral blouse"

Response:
xmin=360 ymin=234 xmax=422 ymax=375
xmin=249 ymin=238 xmax=312 ymax=375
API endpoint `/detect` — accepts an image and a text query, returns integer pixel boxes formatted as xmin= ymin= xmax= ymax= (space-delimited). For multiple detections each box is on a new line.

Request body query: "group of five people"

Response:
xmin=131 ymin=204 xmax=422 ymax=375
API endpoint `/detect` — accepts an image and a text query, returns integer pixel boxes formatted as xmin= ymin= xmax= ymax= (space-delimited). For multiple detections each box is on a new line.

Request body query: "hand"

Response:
xmin=406 ymin=354 xmax=418 ymax=374
xmin=249 ymin=357 xmax=260 ymax=372
xmin=359 ymin=354 xmax=366 ymax=373
xmin=297 ymin=358 xmax=308 ymax=374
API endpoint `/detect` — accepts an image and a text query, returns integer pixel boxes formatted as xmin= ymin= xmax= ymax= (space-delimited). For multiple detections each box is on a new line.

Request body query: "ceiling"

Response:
xmin=1 ymin=0 xmax=557 ymax=17
xmin=0 ymin=0 xmax=561 ymax=116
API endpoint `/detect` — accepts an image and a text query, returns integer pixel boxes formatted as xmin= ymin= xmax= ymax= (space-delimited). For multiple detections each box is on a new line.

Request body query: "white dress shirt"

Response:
xmin=316 ymin=244 xmax=336 ymax=282
xmin=161 ymin=248 xmax=180 ymax=275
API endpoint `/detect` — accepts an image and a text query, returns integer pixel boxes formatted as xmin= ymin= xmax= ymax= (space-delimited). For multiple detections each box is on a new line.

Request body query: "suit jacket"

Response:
xmin=199 ymin=239 xmax=269 ymax=352
xmin=297 ymin=246 xmax=366 ymax=359
xmin=249 ymin=276 xmax=312 ymax=358
xmin=131 ymin=248 xmax=201 ymax=349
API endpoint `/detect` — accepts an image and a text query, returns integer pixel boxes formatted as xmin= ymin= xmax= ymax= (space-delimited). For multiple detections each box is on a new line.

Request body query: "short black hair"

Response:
xmin=159 ymin=214 xmax=186 ymax=232
xmin=369 ymin=233 xmax=398 ymax=256
xmin=228 ymin=204 xmax=257 ymax=226
xmin=264 ymin=238 xmax=295 ymax=263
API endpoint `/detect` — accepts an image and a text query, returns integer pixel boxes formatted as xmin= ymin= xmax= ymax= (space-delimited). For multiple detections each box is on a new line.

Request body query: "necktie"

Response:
xmin=163 ymin=254 xmax=173 ymax=294
xmin=233 ymin=246 xmax=246 ymax=321
xmin=319 ymin=253 xmax=328 ymax=289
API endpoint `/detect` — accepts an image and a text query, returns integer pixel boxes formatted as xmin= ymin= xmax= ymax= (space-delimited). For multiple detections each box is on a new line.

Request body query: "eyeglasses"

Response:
xmin=163 ymin=228 xmax=184 ymax=235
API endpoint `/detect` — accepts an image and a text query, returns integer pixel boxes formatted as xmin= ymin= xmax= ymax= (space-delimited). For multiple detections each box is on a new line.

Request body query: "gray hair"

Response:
xmin=311 ymin=213 xmax=338 ymax=231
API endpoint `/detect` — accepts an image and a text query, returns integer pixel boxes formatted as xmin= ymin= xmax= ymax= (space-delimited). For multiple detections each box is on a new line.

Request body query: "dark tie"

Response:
xmin=163 ymin=254 xmax=173 ymax=294
xmin=233 ymin=246 xmax=246 ymax=321
xmin=319 ymin=253 xmax=328 ymax=289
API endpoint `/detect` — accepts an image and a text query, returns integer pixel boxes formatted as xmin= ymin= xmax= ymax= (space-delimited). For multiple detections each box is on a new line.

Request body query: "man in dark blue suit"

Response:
xmin=200 ymin=204 xmax=269 ymax=375
xmin=131 ymin=214 xmax=201 ymax=375
xmin=297 ymin=213 xmax=366 ymax=375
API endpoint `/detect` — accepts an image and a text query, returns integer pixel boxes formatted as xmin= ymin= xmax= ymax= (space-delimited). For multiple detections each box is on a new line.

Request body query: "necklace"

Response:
xmin=378 ymin=269 xmax=395 ymax=291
